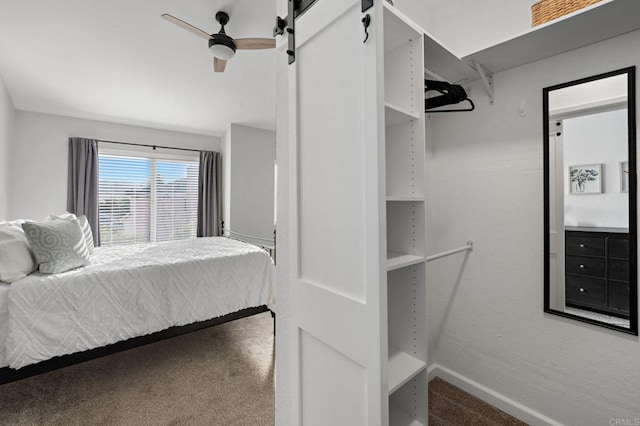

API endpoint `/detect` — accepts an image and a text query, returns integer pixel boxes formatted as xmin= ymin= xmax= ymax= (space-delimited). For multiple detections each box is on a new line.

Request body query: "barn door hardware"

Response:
xmin=362 ymin=14 xmax=371 ymax=43
xmin=275 ymin=0 xmax=374 ymax=64
xmin=362 ymin=0 xmax=374 ymax=12
xmin=273 ymin=16 xmax=287 ymax=37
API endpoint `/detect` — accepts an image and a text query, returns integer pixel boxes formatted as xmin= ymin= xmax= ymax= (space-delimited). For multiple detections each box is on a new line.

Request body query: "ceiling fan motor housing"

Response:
xmin=209 ymin=33 xmax=236 ymax=59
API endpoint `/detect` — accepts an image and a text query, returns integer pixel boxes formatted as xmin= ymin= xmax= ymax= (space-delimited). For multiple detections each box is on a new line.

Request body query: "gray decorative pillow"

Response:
xmin=22 ymin=219 xmax=91 ymax=274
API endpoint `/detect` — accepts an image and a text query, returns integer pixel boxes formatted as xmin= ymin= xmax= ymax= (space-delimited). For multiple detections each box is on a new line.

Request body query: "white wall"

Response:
xmin=407 ymin=0 xmax=539 ymax=57
xmin=0 ymin=74 xmax=15 ymax=219
xmin=427 ymin=29 xmax=640 ymax=425
xmin=563 ymin=110 xmax=628 ymax=228
xmin=549 ymin=74 xmax=627 ymax=113
xmin=222 ymin=124 xmax=276 ymax=243
xmin=9 ymin=111 xmax=220 ymax=221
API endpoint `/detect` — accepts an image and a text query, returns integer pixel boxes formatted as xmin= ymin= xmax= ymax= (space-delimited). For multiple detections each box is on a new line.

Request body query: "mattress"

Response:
xmin=0 ymin=284 xmax=10 ymax=367
xmin=5 ymin=237 xmax=273 ymax=370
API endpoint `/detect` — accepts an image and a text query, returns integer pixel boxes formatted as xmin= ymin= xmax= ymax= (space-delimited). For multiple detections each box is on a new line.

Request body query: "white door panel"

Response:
xmin=289 ymin=0 xmax=386 ymax=424
xmin=297 ymin=7 xmax=366 ymax=299
xmin=300 ymin=331 xmax=367 ymax=426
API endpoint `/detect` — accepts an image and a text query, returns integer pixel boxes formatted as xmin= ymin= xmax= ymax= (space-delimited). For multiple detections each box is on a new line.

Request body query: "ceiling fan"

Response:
xmin=162 ymin=11 xmax=276 ymax=73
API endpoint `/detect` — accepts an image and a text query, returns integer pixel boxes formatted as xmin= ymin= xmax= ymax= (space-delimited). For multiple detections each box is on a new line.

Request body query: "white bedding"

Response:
xmin=3 ymin=237 xmax=273 ymax=369
xmin=0 ymin=284 xmax=10 ymax=367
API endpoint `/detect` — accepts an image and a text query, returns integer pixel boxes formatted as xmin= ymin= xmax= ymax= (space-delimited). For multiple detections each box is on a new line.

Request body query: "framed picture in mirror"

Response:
xmin=568 ymin=163 xmax=602 ymax=194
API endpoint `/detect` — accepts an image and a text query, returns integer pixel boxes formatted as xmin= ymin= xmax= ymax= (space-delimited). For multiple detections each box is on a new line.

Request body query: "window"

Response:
xmin=98 ymin=149 xmax=199 ymax=246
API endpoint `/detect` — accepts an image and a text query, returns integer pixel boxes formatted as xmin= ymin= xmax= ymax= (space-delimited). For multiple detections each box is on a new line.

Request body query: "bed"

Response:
xmin=0 ymin=236 xmax=274 ymax=381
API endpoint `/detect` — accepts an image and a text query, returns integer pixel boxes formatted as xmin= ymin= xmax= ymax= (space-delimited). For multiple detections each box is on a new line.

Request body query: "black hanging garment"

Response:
xmin=425 ymin=80 xmax=475 ymax=113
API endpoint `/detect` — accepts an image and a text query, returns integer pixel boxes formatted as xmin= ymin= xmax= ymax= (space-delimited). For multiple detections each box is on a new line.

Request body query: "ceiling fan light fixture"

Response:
xmin=210 ymin=43 xmax=236 ymax=60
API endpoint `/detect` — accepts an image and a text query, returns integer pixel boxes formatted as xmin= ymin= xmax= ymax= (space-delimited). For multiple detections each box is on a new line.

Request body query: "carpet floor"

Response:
xmin=0 ymin=312 xmax=275 ymax=426
xmin=429 ymin=377 xmax=527 ymax=426
xmin=1 ymin=312 xmax=525 ymax=426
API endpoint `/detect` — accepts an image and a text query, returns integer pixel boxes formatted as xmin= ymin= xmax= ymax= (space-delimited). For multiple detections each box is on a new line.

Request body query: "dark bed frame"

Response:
xmin=1 ymin=226 xmax=277 ymax=385
xmin=0 ymin=306 xmax=274 ymax=385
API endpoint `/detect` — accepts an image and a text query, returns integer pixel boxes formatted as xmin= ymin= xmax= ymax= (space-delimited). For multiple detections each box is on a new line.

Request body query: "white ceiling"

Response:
xmin=0 ymin=0 xmax=276 ymax=136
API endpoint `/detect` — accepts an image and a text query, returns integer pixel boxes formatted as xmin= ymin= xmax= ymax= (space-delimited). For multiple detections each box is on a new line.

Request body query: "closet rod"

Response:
xmin=99 ymin=139 xmax=203 ymax=153
xmin=424 ymin=67 xmax=448 ymax=83
xmin=426 ymin=241 xmax=473 ymax=262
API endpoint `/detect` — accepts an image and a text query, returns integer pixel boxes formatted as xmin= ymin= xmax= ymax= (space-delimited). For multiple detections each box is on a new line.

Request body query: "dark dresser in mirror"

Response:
xmin=544 ymin=67 xmax=638 ymax=334
xmin=564 ymin=227 xmax=629 ymax=319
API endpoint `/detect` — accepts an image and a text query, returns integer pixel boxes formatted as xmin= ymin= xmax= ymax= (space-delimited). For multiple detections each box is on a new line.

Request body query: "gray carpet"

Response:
xmin=1 ymin=313 xmax=528 ymax=426
xmin=429 ymin=377 xmax=527 ymax=426
xmin=0 ymin=312 xmax=275 ymax=426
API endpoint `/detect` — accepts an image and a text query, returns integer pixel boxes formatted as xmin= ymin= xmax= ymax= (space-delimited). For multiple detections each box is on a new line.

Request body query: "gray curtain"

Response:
xmin=67 ymin=138 xmax=100 ymax=246
xmin=197 ymin=151 xmax=222 ymax=237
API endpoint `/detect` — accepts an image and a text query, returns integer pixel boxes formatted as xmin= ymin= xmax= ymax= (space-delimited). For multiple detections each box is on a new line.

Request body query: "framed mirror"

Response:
xmin=544 ymin=67 xmax=638 ymax=335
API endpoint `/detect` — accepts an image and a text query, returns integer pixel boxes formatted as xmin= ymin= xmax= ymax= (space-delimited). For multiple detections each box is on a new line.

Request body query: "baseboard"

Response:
xmin=427 ymin=364 xmax=564 ymax=426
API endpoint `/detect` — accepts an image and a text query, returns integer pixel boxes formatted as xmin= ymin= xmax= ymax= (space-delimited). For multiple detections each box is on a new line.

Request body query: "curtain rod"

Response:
xmin=97 ymin=139 xmax=205 ymax=153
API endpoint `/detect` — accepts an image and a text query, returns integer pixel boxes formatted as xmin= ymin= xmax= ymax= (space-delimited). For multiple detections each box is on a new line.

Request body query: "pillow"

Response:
xmin=77 ymin=216 xmax=95 ymax=253
xmin=0 ymin=219 xmax=31 ymax=230
xmin=46 ymin=213 xmax=94 ymax=253
xmin=45 ymin=212 xmax=77 ymax=221
xmin=0 ymin=226 xmax=37 ymax=283
xmin=22 ymin=219 xmax=91 ymax=274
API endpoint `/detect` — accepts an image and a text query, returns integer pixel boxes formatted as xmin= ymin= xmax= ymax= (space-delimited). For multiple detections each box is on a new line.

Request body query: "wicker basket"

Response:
xmin=531 ymin=0 xmax=602 ymax=26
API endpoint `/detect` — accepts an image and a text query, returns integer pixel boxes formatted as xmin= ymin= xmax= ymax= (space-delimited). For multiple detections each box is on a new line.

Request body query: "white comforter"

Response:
xmin=4 ymin=237 xmax=273 ymax=369
xmin=0 ymin=284 xmax=9 ymax=367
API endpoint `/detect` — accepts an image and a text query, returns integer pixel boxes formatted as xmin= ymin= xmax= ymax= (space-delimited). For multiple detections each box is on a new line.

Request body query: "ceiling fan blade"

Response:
xmin=214 ymin=57 xmax=227 ymax=73
xmin=235 ymin=38 xmax=276 ymax=50
xmin=161 ymin=14 xmax=212 ymax=40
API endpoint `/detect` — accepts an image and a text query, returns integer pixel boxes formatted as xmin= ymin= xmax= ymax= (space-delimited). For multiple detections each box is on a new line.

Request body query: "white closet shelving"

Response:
xmin=385 ymin=103 xmax=421 ymax=127
xmin=462 ymin=0 xmax=640 ymax=76
xmin=383 ymin=3 xmax=428 ymax=424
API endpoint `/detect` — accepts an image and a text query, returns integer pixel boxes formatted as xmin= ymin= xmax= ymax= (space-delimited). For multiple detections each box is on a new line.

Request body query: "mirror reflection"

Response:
xmin=544 ymin=67 xmax=638 ymax=334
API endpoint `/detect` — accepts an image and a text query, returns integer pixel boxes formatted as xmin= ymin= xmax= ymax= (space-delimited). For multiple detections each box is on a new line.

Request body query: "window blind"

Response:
xmin=98 ymin=152 xmax=199 ymax=246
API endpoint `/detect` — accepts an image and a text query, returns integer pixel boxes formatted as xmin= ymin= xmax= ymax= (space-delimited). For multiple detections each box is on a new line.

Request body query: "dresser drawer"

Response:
xmin=565 ymin=255 xmax=605 ymax=278
xmin=608 ymin=281 xmax=630 ymax=313
xmin=565 ymin=276 xmax=605 ymax=307
xmin=608 ymin=237 xmax=630 ymax=259
xmin=566 ymin=235 xmax=605 ymax=256
xmin=608 ymin=259 xmax=630 ymax=282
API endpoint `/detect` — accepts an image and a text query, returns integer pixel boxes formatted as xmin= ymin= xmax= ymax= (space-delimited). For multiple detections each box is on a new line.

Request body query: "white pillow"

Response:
xmin=0 ymin=219 xmax=31 ymax=230
xmin=0 ymin=226 xmax=37 ymax=283
xmin=46 ymin=212 xmax=94 ymax=253
xmin=46 ymin=212 xmax=77 ymax=222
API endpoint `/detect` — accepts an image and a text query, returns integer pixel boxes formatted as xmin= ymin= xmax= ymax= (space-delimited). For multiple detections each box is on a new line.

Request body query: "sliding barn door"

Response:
xmin=288 ymin=0 xmax=386 ymax=424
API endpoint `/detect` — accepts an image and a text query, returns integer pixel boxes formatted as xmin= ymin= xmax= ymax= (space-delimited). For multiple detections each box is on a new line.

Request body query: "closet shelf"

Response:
xmin=383 ymin=0 xmax=477 ymax=84
xmin=389 ymin=407 xmax=425 ymax=426
xmin=386 ymin=252 xmax=426 ymax=272
xmin=385 ymin=103 xmax=420 ymax=126
xmin=386 ymin=195 xmax=425 ymax=202
xmin=388 ymin=349 xmax=426 ymax=394
xmin=383 ymin=2 xmax=422 ymax=53
xmin=462 ymin=0 xmax=640 ymax=76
